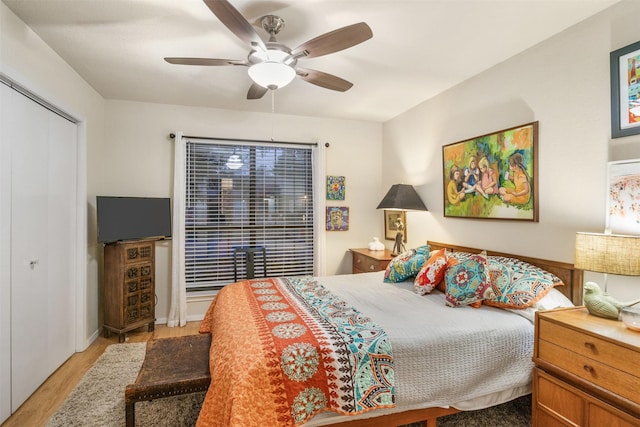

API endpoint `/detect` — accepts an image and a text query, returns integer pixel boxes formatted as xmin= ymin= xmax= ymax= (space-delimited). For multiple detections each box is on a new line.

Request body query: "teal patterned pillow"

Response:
xmin=485 ymin=256 xmax=562 ymax=308
xmin=384 ymin=245 xmax=429 ymax=283
xmin=444 ymin=253 xmax=493 ymax=307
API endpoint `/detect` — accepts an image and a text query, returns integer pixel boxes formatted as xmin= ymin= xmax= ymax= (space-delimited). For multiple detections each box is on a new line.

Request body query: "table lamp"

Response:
xmin=574 ymin=232 xmax=640 ymax=319
xmin=376 ymin=184 xmax=428 ymax=255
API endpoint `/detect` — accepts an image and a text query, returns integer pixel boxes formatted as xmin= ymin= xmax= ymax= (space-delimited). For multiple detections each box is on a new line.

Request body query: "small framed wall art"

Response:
xmin=442 ymin=121 xmax=538 ymax=221
xmin=606 ymin=158 xmax=640 ymax=234
xmin=610 ymin=40 xmax=640 ymax=138
xmin=326 ymin=176 xmax=346 ymax=200
xmin=326 ymin=206 xmax=349 ymax=231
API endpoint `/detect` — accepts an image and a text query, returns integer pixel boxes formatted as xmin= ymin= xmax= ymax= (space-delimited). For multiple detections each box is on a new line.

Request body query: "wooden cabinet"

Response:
xmin=349 ymin=248 xmax=393 ymax=274
xmin=104 ymin=240 xmax=156 ymax=342
xmin=533 ymin=307 xmax=640 ymax=426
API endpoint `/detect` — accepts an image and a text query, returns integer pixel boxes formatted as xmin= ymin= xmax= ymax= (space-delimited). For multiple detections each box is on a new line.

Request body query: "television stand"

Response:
xmin=103 ymin=239 xmax=157 ymax=342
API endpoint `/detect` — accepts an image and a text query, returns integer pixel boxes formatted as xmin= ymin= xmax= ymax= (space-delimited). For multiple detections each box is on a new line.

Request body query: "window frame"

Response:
xmin=182 ymin=138 xmax=319 ymax=293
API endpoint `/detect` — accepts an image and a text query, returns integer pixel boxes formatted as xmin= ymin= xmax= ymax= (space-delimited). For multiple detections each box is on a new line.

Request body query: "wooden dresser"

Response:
xmin=533 ymin=307 xmax=640 ymax=426
xmin=349 ymin=248 xmax=393 ymax=274
xmin=104 ymin=239 xmax=156 ymax=342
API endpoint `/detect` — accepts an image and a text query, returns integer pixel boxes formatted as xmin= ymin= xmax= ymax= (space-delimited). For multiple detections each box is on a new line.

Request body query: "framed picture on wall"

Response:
xmin=442 ymin=121 xmax=539 ymax=221
xmin=384 ymin=210 xmax=407 ymax=242
xmin=326 ymin=176 xmax=346 ymax=200
xmin=326 ymin=206 xmax=349 ymax=231
xmin=610 ymin=40 xmax=640 ymax=138
xmin=606 ymin=159 xmax=640 ymax=235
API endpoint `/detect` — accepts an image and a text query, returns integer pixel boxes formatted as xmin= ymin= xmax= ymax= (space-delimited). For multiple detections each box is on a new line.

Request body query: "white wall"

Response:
xmin=383 ymin=0 xmax=640 ymax=301
xmin=103 ymin=100 xmax=382 ymax=321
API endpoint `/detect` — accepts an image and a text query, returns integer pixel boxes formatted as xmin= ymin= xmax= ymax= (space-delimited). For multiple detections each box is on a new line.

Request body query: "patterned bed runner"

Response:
xmin=198 ymin=276 xmax=394 ymax=426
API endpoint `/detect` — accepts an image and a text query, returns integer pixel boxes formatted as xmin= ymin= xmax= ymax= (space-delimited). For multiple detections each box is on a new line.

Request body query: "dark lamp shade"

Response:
xmin=376 ymin=184 xmax=428 ymax=211
xmin=574 ymin=232 xmax=640 ymax=275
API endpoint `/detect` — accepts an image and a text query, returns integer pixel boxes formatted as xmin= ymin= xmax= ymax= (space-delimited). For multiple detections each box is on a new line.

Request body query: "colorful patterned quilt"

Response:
xmin=197 ymin=276 xmax=395 ymax=427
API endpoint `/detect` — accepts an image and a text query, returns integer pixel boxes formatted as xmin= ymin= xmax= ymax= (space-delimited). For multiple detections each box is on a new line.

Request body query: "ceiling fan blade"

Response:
xmin=203 ymin=0 xmax=266 ymax=51
xmin=291 ymin=22 xmax=372 ymax=59
xmin=297 ymin=68 xmax=353 ymax=92
xmin=164 ymin=57 xmax=246 ymax=66
xmin=247 ymin=83 xmax=268 ymax=100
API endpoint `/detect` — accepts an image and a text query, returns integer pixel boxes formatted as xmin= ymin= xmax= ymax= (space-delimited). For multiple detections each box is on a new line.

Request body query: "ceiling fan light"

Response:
xmin=248 ymin=62 xmax=296 ymax=90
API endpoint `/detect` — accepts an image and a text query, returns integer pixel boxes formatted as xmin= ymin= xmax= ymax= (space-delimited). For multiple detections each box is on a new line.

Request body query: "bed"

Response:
xmin=196 ymin=241 xmax=583 ymax=427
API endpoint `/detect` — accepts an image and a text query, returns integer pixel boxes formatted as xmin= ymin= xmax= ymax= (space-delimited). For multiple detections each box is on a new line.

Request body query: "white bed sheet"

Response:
xmin=304 ymin=271 xmax=536 ymax=426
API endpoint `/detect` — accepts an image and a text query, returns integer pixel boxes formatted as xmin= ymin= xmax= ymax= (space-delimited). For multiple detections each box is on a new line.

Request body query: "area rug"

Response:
xmin=46 ymin=342 xmax=203 ymax=427
xmin=47 ymin=342 xmax=530 ymax=426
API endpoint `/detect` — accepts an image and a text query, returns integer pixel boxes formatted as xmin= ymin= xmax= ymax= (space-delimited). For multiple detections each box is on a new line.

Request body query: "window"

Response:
xmin=184 ymin=140 xmax=314 ymax=291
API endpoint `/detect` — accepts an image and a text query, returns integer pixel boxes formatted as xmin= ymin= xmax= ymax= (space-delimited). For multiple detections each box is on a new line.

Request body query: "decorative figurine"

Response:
xmin=368 ymin=237 xmax=385 ymax=251
xmin=392 ymin=218 xmax=406 ymax=256
xmin=583 ymin=281 xmax=640 ymax=319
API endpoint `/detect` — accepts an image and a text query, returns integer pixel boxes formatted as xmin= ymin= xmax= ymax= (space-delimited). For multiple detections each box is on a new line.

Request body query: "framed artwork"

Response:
xmin=610 ymin=40 xmax=640 ymax=138
xmin=326 ymin=176 xmax=346 ymax=200
xmin=442 ymin=121 xmax=539 ymax=221
xmin=384 ymin=210 xmax=407 ymax=242
xmin=326 ymin=206 xmax=349 ymax=231
xmin=606 ymin=159 xmax=640 ymax=235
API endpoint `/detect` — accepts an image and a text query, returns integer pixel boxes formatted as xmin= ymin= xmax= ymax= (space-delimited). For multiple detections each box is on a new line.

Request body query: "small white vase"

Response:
xmin=368 ymin=237 xmax=385 ymax=251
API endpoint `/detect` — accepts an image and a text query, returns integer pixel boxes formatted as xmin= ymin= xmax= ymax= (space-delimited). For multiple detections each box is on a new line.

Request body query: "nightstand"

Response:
xmin=533 ymin=307 xmax=640 ymax=426
xmin=349 ymin=248 xmax=394 ymax=274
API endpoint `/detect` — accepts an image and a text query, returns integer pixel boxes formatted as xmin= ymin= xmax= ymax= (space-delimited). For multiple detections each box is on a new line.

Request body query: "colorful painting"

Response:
xmin=326 ymin=206 xmax=349 ymax=231
xmin=442 ymin=122 xmax=538 ymax=221
xmin=611 ymin=40 xmax=640 ymax=138
xmin=326 ymin=176 xmax=346 ymax=200
xmin=606 ymin=159 xmax=640 ymax=234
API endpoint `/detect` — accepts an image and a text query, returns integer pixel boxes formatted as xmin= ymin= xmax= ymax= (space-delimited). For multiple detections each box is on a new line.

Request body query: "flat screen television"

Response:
xmin=97 ymin=196 xmax=172 ymax=244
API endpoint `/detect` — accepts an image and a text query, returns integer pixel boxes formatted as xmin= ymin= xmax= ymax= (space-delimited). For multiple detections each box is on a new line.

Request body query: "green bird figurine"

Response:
xmin=583 ymin=282 xmax=640 ymax=320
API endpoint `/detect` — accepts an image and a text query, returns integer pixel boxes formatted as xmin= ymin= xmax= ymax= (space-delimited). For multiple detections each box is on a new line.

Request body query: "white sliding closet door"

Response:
xmin=1 ymin=83 xmax=77 ymax=414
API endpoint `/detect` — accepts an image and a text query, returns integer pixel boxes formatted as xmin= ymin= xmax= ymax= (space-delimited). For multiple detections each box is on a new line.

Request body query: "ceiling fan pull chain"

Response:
xmin=271 ymin=91 xmax=275 ymax=142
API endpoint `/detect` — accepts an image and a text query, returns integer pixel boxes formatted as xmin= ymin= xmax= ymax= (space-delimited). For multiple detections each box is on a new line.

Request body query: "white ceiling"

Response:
xmin=3 ymin=0 xmax=618 ymax=123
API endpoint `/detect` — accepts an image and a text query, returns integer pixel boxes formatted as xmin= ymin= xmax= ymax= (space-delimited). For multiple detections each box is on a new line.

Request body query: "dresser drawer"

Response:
xmin=537 ymin=318 xmax=640 ymax=406
xmin=538 ymin=340 xmax=639 ymax=406
xmin=538 ymin=319 xmax=640 ymax=378
xmin=353 ymin=252 xmax=384 ymax=273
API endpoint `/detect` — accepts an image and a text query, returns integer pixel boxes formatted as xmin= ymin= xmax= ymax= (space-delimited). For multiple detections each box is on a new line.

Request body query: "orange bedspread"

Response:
xmin=197 ymin=276 xmax=394 ymax=427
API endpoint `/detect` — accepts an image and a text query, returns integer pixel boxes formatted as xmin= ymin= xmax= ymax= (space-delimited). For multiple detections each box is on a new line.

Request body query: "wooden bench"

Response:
xmin=125 ymin=334 xmax=211 ymax=427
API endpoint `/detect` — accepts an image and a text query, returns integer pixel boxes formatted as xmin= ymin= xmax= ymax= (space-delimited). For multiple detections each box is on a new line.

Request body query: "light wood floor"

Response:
xmin=1 ymin=322 xmax=201 ymax=427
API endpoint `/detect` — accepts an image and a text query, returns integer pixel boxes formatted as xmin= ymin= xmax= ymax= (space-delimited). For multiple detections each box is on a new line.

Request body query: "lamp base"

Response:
xmin=391 ymin=231 xmax=405 ymax=257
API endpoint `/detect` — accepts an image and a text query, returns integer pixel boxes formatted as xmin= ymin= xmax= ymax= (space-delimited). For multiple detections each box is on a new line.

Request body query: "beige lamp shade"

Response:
xmin=574 ymin=232 xmax=640 ymax=275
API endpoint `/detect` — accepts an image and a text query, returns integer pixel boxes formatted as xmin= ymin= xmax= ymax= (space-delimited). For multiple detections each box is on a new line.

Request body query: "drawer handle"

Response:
xmin=583 ymin=365 xmax=596 ymax=376
xmin=369 ymin=265 xmax=375 ymax=270
xmin=356 ymin=259 xmax=361 ymax=264
xmin=584 ymin=342 xmax=597 ymax=352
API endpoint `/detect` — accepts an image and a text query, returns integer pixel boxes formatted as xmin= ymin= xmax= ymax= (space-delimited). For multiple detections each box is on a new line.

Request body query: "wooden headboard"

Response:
xmin=427 ymin=241 xmax=584 ymax=305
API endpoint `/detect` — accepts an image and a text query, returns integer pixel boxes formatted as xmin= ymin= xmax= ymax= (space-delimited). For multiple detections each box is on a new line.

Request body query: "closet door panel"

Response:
xmin=0 ymin=83 xmax=13 ymax=424
xmin=9 ymin=87 xmax=50 ymax=411
xmin=45 ymin=112 xmax=76 ymax=371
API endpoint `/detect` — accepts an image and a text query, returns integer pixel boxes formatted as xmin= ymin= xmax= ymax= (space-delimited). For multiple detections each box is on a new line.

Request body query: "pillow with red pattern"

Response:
xmin=414 ymin=249 xmax=446 ymax=295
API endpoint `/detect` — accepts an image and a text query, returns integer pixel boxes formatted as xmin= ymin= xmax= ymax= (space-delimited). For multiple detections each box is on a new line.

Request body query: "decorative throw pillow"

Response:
xmin=384 ymin=246 xmax=429 ymax=283
xmin=444 ymin=252 xmax=493 ymax=307
xmin=484 ymin=255 xmax=564 ymax=309
xmin=435 ymin=250 xmax=472 ymax=292
xmin=414 ymin=249 xmax=446 ymax=295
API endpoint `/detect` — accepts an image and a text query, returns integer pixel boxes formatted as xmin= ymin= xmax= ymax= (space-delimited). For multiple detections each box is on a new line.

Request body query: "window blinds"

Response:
xmin=185 ymin=140 xmax=314 ymax=291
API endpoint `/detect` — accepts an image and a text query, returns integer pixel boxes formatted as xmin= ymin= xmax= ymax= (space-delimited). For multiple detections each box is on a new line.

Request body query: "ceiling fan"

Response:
xmin=164 ymin=0 xmax=373 ymax=100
